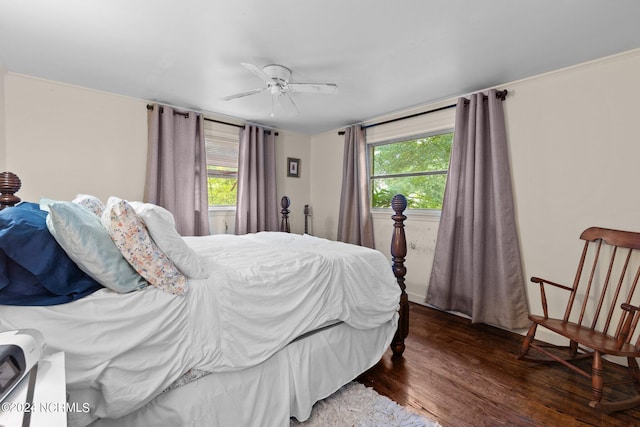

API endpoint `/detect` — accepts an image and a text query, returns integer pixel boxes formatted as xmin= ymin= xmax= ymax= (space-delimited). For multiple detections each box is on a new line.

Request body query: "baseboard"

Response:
xmin=407 ymin=292 xmax=427 ymax=306
xmin=405 ymin=295 xmax=629 ymax=367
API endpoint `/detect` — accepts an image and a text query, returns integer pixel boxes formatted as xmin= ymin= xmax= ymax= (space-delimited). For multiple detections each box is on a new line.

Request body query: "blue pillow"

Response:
xmin=0 ymin=202 xmax=103 ymax=305
xmin=0 ymin=256 xmax=99 ymax=305
xmin=0 ymin=250 xmax=8 ymax=288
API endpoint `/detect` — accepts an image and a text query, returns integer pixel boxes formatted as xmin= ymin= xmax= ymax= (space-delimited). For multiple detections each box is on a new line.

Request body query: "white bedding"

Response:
xmin=92 ymin=317 xmax=398 ymax=427
xmin=0 ymin=232 xmax=400 ymax=423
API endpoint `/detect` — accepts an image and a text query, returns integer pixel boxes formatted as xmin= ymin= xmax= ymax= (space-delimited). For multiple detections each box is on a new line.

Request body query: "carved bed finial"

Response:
xmin=280 ymin=196 xmax=290 ymax=233
xmin=390 ymin=194 xmax=408 ymax=357
xmin=0 ymin=171 xmax=22 ymax=210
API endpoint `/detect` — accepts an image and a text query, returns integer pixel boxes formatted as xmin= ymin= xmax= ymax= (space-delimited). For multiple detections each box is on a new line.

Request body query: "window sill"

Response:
xmin=208 ymin=206 xmax=236 ymax=212
xmin=371 ymin=208 xmax=441 ymax=220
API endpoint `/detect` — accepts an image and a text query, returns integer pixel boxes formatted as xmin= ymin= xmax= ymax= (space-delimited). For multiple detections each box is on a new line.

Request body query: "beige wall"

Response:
xmin=0 ymin=64 xmax=6 ymax=171
xmin=507 ymin=50 xmax=640 ymax=271
xmin=275 ymin=129 xmax=311 ymax=235
xmin=506 ymin=49 xmax=640 ymax=340
xmin=308 ymin=130 xmax=344 ymax=239
xmin=5 ymin=74 xmax=148 ymax=202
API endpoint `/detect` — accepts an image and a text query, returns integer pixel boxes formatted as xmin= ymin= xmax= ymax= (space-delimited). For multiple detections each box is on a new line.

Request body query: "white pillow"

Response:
xmin=102 ymin=197 xmax=187 ymax=296
xmin=129 ymin=201 xmax=208 ymax=279
xmin=46 ymin=201 xmax=148 ymax=293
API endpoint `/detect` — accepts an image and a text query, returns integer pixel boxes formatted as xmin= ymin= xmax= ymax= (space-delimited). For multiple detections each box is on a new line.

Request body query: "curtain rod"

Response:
xmin=204 ymin=116 xmax=278 ymax=135
xmin=146 ymin=104 xmax=278 ymax=135
xmin=204 ymin=117 xmax=243 ymax=128
xmin=338 ymin=89 xmax=508 ymax=135
xmin=204 ymin=117 xmax=278 ymax=135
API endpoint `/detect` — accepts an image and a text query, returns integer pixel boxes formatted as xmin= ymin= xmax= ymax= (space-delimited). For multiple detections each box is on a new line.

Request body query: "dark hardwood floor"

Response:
xmin=357 ymin=303 xmax=640 ymax=427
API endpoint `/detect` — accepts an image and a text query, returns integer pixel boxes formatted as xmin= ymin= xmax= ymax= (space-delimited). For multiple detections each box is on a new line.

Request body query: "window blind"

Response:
xmin=204 ymin=121 xmax=239 ymax=177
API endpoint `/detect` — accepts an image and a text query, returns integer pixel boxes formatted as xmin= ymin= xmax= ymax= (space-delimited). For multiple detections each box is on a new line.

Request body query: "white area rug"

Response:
xmin=291 ymin=382 xmax=441 ymax=427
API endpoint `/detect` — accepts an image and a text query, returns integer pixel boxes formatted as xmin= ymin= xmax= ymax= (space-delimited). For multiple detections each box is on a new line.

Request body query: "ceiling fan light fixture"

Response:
xmin=269 ymin=85 xmax=281 ymax=96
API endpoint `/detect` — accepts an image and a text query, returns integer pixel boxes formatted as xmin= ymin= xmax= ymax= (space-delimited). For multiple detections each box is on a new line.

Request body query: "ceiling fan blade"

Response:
xmin=222 ymin=87 xmax=266 ymax=101
xmin=288 ymin=83 xmax=338 ymax=94
xmin=282 ymin=92 xmax=299 ymax=116
xmin=270 ymin=92 xmax=298 ymax=117
xmin=241 ymin=62 xmax=275 ymax=86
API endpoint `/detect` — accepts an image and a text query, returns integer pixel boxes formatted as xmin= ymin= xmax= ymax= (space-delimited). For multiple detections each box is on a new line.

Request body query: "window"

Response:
xmin=204 ymin=120 xmax=240 ymax=207
xmin=369 ymin=131 xmax=453 ymax=209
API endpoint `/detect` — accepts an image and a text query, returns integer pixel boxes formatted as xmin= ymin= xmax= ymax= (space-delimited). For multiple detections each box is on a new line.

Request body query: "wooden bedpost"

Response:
xmin=280 ymin=196 xmax=290 ymax=232
xmin=0 ymin=171 xmax=22 ymax=210
xmin=390 ymin=194 xmax=409 ymax=357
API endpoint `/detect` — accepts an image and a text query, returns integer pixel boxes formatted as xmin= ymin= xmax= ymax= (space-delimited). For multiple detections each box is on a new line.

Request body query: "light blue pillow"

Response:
xmin=38 ymin=197 xmax=58 ymax=212
xmin=46 ymin=201 xmax=147 ymax=293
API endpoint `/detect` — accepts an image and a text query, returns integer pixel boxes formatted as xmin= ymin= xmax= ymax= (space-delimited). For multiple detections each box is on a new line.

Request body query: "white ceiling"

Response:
xmin=1 ymin=1 xmax=640 ymax=135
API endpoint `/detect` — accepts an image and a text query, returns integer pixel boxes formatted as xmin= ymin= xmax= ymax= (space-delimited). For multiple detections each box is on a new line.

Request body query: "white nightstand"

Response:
xmin=0 ymin=351 xmax=67 ymax=427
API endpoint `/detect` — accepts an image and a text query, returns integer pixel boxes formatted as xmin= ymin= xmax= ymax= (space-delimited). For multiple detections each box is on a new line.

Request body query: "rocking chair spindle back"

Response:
xmin=519 ymin=226 xmax=640 ymax=413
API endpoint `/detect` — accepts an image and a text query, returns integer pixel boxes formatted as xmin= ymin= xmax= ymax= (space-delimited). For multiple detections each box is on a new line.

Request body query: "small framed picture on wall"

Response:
xmin=287 ymin=157 xmax=300 ymax=178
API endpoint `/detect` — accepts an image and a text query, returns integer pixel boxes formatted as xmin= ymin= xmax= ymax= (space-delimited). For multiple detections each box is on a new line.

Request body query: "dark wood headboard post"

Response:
xmin=390 ymin=194 xmax=409 ymax=357
xmin=0 ymin=171 xmax=22 ymax=210
xmin=280 ymin=196 xmax=290 ymax=232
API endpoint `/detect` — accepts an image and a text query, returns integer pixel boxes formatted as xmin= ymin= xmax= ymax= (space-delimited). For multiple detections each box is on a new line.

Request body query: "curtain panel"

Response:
xmin=235 ymin=124 xmax=278 ymax=234
xmin=145 ymin=104 xmax=210 ymax=236
xmin=426 ymin=89 xmax=529 ymax=330
xmin=337 ymin=125 xmax=375 ymax=248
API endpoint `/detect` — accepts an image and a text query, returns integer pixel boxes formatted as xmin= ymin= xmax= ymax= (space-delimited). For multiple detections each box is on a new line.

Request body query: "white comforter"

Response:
xmin=0 ymin=232 xmax=400 ymax=420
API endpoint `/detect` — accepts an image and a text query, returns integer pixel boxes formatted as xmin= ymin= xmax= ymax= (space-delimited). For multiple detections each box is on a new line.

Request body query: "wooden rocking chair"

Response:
xmin=518 ymin=227 xmax=640 ymax=413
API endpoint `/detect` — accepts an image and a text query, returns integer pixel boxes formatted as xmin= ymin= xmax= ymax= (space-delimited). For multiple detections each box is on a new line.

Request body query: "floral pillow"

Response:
xmin=101 ymin=197 xmax=186 ymax=296
xmin=73 ymin=194 xmax=105 ymax=217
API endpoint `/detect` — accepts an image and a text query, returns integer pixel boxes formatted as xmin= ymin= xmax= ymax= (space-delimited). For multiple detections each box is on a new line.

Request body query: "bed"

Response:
xmin=0 ymin=171 xmax=409 ymax=427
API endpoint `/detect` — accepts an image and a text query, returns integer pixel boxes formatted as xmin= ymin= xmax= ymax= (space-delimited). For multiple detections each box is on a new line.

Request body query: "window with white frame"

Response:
xmin=369 ymin=130 xmax=453 ymax=209
xmin=204 ymin=120 xmax=240 ymax=207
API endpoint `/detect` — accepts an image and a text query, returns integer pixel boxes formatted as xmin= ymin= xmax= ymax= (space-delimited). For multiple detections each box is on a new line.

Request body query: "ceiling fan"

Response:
xmin=223 ymin=63 xmax=338 ymax=116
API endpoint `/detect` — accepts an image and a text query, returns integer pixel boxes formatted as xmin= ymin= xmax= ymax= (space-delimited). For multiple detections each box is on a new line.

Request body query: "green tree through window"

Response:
xmin=204 ymin=121 xmax=240 ymax=207
xmin=370 ymin=132 xmax=453 ymax=209
xmin=207 ymin=170 xmax=237 ymax=205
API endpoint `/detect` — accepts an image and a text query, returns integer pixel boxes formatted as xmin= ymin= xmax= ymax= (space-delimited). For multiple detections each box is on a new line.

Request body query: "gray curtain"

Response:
xmin=235 ymin=124 xmax=278 ymax=234
xmin=426 ymin=89 xmax=529 ymax=329
xmin=337 ymin=125 xmax=375 ymax=248
xmin=145 ymin=104 xmax=210 ymax=236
